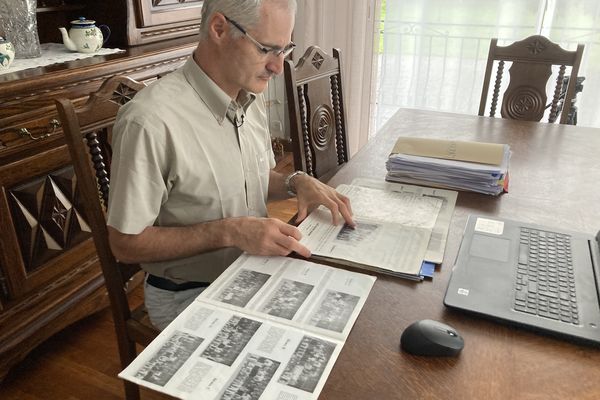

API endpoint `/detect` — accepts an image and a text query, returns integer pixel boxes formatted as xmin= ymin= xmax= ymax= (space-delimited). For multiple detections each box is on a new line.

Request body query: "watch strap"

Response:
xmin=285 ymin=170 xmax=307 ymax=196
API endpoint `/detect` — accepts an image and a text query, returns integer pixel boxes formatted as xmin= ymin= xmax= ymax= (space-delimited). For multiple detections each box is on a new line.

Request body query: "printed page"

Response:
xmin=119 ymin=301 xmax=343 ymax=400
xmin=199 ymin=254 xmax=376 ymax=342
xmin=336 ymin=184 xmax=442 ymax=229
xmin=350 ymin=178 xmax=458 ymax=264
xmin=120 ymin=255 xmax=376 ymax=399
xmin=297 ymin=184 xmax=443 ymax=278
xmin=299 ymin=208 xmax=432 ymax=278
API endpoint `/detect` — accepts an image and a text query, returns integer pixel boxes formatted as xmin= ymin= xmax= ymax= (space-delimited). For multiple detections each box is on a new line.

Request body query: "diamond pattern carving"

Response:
xmin=312 ymin=53 xmax=324 ymax=69
xmin=8 ymin=166 xmax=92 ymax=272
xmin=111 ymin=83 xmax=139 ymax=105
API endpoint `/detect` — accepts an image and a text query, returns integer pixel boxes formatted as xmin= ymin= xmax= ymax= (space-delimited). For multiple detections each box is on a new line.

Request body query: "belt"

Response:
xmin=146 ymin=274 xmax=210 ymax=292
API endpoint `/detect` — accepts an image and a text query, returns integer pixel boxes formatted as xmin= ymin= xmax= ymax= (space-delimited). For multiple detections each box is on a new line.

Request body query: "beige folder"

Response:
xmin=391 ymin=137 xmax=505 ymax=165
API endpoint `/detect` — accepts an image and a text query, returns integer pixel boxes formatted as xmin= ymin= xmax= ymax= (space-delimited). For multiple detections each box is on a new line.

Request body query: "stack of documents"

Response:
xmin=386 ymin=137 xmax=510 ymax=196
xmin=297 ymin=179 xmax=458 ymax=281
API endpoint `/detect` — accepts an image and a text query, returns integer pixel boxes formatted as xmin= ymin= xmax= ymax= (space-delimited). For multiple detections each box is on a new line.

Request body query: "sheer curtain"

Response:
xmin=291 ymin=0 xmax=379 ymax=156
xmin=376 ymin=0 xmax=600 ymax=131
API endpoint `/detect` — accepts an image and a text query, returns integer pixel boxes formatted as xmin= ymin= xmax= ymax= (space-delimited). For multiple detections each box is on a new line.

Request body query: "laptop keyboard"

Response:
xmin=513 ymin=228 xmax=579 ymax=324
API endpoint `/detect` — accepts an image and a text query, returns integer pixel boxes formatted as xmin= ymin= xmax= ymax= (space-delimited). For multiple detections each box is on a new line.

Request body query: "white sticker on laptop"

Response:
xmin=474 ymin=217 xmax=504 ymax=235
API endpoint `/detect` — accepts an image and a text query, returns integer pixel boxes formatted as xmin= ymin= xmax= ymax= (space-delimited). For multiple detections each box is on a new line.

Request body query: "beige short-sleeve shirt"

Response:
xmin=107 ymin=58 xmax=275 ymax=282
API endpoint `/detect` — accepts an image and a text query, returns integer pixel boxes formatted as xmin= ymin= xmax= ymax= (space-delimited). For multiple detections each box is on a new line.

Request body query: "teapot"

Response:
xmin=58 ymin=17 xmax=110 ymax=53
xmin=0 ymin=36 xmax=15 ymax=69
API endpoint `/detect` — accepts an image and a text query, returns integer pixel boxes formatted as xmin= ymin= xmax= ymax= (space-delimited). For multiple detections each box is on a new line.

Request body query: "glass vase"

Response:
xmin=0 ymin=0 xmax=42 ymax=58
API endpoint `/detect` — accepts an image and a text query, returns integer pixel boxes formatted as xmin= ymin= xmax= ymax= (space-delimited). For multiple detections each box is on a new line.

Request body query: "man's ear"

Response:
xmin=208 ymin=13 xmax=228 ymax=42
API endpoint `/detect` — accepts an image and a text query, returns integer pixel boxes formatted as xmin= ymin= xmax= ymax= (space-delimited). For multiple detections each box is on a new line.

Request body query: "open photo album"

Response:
xmin=119 ymin=254 xmax=376 ymax=400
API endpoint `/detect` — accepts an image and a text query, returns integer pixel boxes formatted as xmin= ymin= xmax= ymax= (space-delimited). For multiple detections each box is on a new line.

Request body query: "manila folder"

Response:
xmin=391 ymin=137 xmax=505 ymax=165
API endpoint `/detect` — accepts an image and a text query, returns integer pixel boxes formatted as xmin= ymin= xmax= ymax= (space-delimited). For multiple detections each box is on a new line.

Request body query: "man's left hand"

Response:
xmin=293 ymin=174 xmax=355 ymax=226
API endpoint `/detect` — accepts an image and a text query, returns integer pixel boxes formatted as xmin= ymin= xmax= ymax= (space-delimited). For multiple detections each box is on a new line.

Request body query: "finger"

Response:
xmin=337 ymin=200 xmax=355 ymax=227
xmin=322 ymin=199 xmax=340 ymax=225
xmin=277 ymin=233 xmax=312 ymax=258
xmin=339 ymin=194 xmax=353 ymax=215
xmin=296 ymin=204 xmax=308 ymax=224
xmin=274 ymin=242 xmax=294 ymax=257
xmin=288 ymin=240 xmax=312 ymax=258
xmin=278 ymin=223 xmax=303 ymax=241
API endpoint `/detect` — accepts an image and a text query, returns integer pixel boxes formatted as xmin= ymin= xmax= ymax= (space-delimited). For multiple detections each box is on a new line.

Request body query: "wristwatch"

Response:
xmin=285 ymin=170 xmax=307 ymax=196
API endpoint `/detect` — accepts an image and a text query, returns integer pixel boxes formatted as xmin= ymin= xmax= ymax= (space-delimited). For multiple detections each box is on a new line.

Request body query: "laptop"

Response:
xmin=444 ymin=214 xmax=600 ymax=345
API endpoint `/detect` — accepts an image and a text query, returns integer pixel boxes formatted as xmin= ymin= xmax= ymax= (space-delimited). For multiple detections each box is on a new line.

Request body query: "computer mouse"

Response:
xmin=400 ymin=319 xmax=464 ymax=357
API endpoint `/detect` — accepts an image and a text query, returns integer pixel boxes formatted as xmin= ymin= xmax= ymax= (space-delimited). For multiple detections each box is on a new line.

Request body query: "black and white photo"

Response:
xmin=135 ymin=331 xmax=203 ymax=386
xmin=335 ymin=222 xmax=379 ymax=243
xmin=259 ymin=279 xmax=314 ymax=319
xmin=278 ymin=336 xmax=336 ymax=393
xmin=201 ymin=316 xmax=262 ymax=366
xmin=217 ymin=269 xmax=271 ymax=307
xmin=220 ymin=354 xmax=280 ymax=400
xmin=308 ymin=290 xmax=360 ymax=332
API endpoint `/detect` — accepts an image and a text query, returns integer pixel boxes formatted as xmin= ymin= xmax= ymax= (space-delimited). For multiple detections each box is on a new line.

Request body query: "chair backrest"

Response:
xmin=284 ymin=46 xmax=349 ymax=182
xmin=479 ymin=35 xmax=584 ymax=124
xmin=55 ymin=75 xmax=158 ymax=400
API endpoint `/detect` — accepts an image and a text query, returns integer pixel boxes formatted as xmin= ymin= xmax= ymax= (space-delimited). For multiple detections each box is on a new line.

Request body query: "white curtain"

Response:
xmin=292 ymin=0 xmax=380 ymax=156
xmin=376 ymin=0 xmax=600 ymax=130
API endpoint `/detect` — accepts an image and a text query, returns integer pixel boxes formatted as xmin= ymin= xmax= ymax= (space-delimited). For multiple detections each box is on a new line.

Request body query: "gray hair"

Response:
xmin=199 ymin=0 xmax=297 ymax=40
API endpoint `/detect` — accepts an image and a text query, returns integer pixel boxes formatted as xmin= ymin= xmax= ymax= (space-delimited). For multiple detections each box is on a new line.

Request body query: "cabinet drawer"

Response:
xmin=0 ymin=116 xmax=65 ymax=160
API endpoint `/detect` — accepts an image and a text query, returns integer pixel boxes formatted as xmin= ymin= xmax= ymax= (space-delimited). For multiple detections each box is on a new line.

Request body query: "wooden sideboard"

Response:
xmin=0 ymin=0 xmax=202 ymax=380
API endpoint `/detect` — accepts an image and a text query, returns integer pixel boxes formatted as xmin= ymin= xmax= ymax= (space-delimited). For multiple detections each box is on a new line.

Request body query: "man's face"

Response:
xmin=224 ymin=5 xmax=295 ymax=95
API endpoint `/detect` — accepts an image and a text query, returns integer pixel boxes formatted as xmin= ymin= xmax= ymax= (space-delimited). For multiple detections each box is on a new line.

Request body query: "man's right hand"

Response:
xmin=230 ymin=217 xmax=311 ymax=258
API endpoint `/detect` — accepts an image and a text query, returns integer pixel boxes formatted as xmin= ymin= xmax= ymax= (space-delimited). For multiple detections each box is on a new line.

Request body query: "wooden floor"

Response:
xmin=0 ymin=155 xmax=298 ymax=399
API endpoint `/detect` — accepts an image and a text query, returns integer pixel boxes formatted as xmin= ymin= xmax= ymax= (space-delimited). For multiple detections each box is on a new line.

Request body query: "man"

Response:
xmin=107 ymin=0 xmax=354 ymax=330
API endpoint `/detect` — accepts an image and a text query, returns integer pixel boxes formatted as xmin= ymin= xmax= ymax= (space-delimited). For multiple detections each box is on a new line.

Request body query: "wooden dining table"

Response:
xmin=318 ymin=108 xmax=600 ymax=399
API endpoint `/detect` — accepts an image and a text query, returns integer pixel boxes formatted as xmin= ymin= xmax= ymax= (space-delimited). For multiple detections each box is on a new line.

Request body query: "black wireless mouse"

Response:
xmin=400 ymin=319 xmax=464 ymax=357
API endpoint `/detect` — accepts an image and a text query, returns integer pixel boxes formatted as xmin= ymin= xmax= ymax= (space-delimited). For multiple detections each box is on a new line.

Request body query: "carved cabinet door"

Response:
xmin=0 ymin=145 xmax=96 ymax=300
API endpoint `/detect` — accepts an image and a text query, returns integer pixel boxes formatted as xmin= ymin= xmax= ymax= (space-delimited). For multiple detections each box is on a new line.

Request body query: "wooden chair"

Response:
xmin=479 ymin=35 xmax=584 ymax=124
xmin=55 ymin=76 xmax=159 ymax=400
xmin=284 ymin=46 xmax=350 ymax=182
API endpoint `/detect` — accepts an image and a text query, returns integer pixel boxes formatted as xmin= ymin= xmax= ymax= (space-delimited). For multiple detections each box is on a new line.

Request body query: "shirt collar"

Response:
xmin=182 ymin=57 xmax=256 ymax=126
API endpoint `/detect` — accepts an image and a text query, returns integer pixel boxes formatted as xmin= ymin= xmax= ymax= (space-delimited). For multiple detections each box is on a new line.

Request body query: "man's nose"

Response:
xmin=266 ymin=53 xmax=285 ymax=75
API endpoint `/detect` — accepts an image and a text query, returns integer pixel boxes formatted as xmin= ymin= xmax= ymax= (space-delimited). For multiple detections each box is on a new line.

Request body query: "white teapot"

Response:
xmin=59 ymin=17 xmax=110 ymax=53
xmin=0 ymin=36 xmax=15 ymax=69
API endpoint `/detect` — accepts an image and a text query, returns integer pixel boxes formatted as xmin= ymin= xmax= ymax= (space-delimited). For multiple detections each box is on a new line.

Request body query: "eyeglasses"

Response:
xmin=224 ymin=15 xmax=296 ymax=58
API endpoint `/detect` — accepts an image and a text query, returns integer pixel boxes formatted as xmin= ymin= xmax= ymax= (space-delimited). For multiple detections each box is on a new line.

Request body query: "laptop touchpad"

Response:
xmin=469 ymin=234 xmax=510 ymax=262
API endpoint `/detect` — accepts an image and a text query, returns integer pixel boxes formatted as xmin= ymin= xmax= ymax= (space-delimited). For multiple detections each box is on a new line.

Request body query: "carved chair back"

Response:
xmin=479 ymin=35 xmax=584 ymax=124
xmin=55 ymin=75 xmax=158 ymax=400
xmin=284 ymin=46 xmax=349 ymax=182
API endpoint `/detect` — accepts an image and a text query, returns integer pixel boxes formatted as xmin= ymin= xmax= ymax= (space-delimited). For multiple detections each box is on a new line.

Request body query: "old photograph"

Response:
xmin=308 ymin=290 xmax=360 ymax=332
xmin=220 ymin=354 xmax=281 ymax=400
xmin=201 ymin=316 xmax=262 ymax=366
xmin=309 ymin=290 xmax=360 ymax=332
xmin=217 ymin=269 xmax=271 ymax=307
xmin=134 ymin=331 xmax=204 ymax=386
xmin=277 ymin=336 xmax=336 ymax=393
xmin=335 ymin=222 xmax=379 ymax=243
xmin=259 ymin=279 xmax=314 ymax=319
